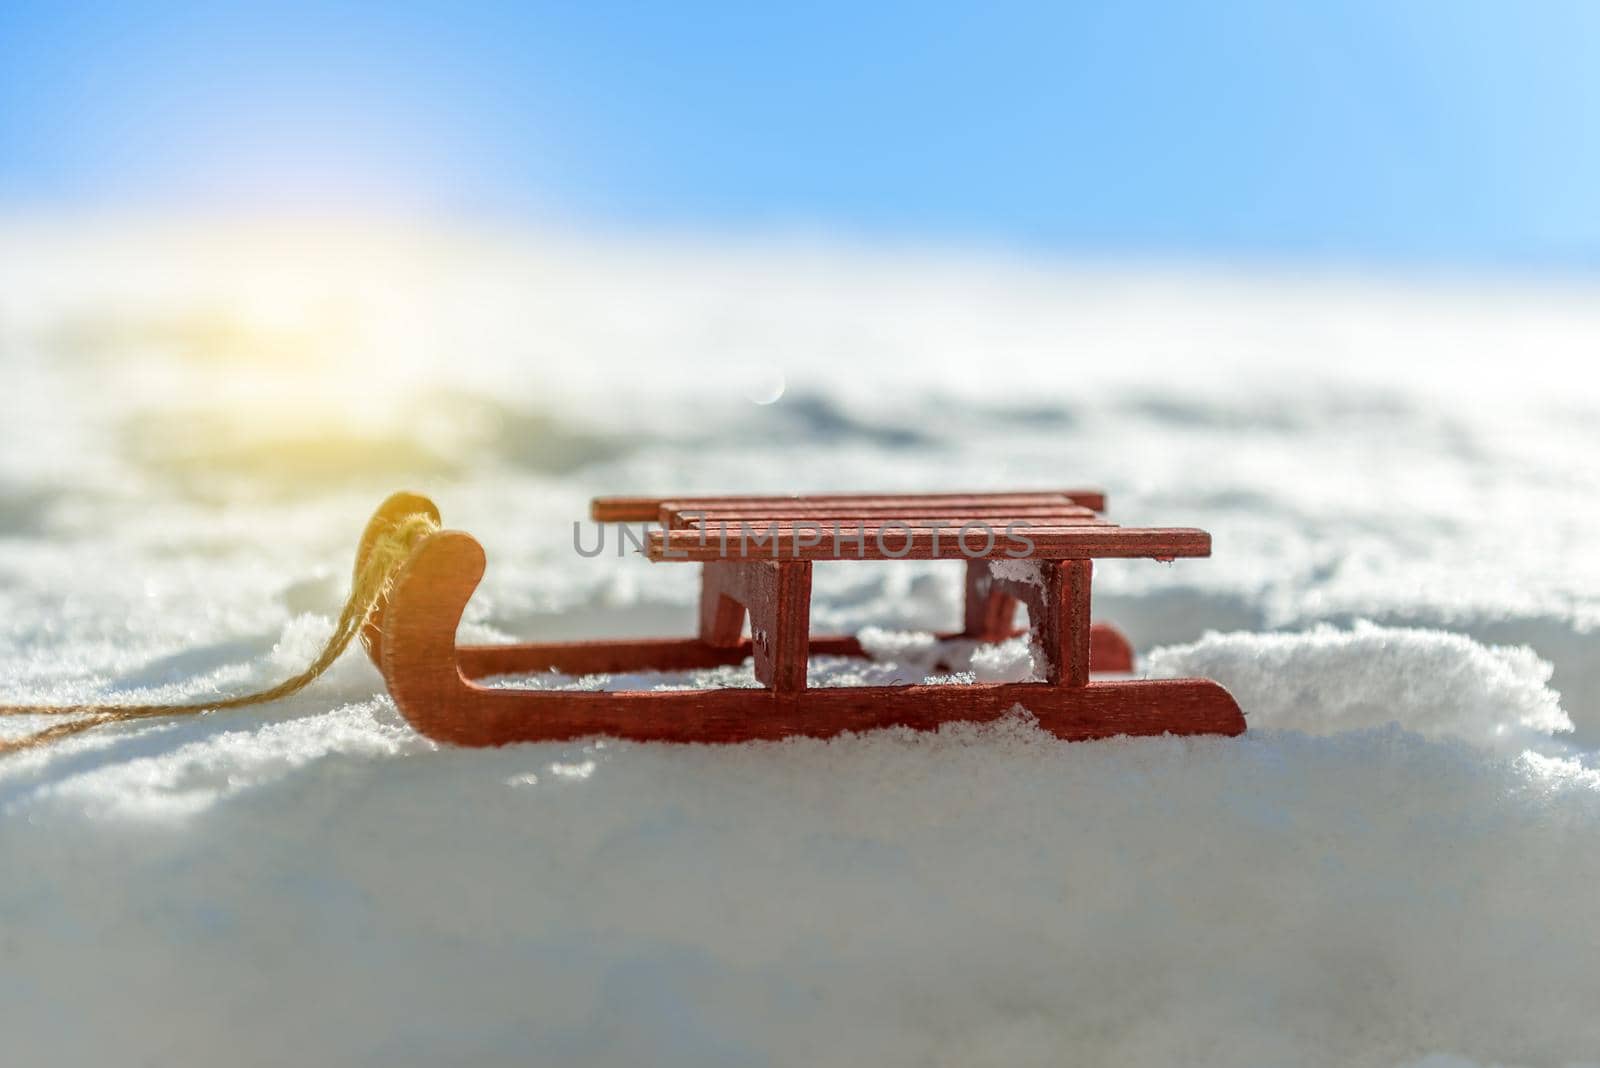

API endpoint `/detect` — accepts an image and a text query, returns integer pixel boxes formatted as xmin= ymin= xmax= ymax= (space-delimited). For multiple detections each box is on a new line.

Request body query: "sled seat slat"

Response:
xmin=591 ymin=489 xmax=1107 ymax=522
xmin=683 ymin=516 xmax=1111 ymax=533
xmin=647 ymin=525 xmax=1210 ymax=562
xmin=665 ymin=503 xmax=1099 ymax=528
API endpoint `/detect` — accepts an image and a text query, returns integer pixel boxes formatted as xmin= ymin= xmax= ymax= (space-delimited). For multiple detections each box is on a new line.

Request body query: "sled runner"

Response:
xmin=356 ymin=490 xmax=1245 ymax=747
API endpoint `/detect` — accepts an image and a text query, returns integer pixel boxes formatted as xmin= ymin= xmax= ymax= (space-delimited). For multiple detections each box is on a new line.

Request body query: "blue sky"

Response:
xmin=4 ymin=1 xmax=1600 ymax=264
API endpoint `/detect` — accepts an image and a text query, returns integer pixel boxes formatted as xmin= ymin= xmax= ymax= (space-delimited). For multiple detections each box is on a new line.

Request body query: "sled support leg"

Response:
xmin=699 ymin=561 xmax=812 ymax=691
xmin=963 ymin=559 xmax=1094 ymax=685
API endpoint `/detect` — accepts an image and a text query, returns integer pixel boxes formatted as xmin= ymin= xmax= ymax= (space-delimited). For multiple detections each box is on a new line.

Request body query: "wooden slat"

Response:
xmin=592 ymin=489 xmax=1107 ymax=521
xmin=662 ymin=495 xmax=1090 ymax=520
xmin=647 ymin=526 xmax=1210 ymax=562
xmin=666 ymin=503 xmax=1097 ymax=528
xmin=667 ymin=492 xmax=1084 ymax=508
xmin=685 ymin=516 xmax=1109 ymax=533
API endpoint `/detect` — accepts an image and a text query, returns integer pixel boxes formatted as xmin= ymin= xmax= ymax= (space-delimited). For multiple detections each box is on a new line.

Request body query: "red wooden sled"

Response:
xmin=356 ymin=490 xmax=1245 ymax=747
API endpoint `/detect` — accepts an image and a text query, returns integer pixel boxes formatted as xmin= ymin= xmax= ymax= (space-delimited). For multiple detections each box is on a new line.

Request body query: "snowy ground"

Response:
xmin=1 ymin=219 xmax=1598 ymax=1066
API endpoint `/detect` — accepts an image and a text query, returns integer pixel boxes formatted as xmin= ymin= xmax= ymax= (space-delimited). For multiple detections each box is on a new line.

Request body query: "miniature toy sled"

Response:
xmin=356 ymin=490 xmax=1245 ymax=747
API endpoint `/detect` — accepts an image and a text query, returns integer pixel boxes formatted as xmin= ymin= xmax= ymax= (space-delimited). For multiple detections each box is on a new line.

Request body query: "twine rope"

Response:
xmin=0 ymin=511 xmax=441 ymax=757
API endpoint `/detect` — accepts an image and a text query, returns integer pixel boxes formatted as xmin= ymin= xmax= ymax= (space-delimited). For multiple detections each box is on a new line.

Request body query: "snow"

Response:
xmin=2 ymin=219 xmax=1600 ymax=1066
xmin=1148 ymin=622 xmax=1573 ymax=755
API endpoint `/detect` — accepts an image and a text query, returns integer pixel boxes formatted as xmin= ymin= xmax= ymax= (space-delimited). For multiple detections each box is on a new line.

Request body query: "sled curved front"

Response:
xmin=376 ymin=527 xmax=1245 ymax=748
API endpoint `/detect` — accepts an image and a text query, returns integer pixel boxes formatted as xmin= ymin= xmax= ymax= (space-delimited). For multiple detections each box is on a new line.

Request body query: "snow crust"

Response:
xmin=2 ymin=220 xmax=1600 ymax=1066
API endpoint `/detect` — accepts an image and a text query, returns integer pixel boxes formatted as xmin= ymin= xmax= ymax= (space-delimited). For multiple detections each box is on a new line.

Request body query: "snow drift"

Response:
xmin=1148 ymin=621 xmax=1573 ymax=753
